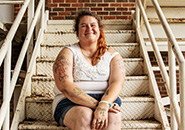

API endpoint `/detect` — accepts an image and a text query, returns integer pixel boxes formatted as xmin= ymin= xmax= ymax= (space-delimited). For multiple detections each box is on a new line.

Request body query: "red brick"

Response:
xmin=110 ymin=4 xmax=121 ymax=7
xmin=53 ymin=8 xmax=65 ymax=11
xmin=59 ymin=12 xmax=71 ymax=15
xmin=65 ymin=8 xmax=77 ymax=11
xmin=91 ymin=0 xmax=103 ymax=2
xmin=72 ymin=3 xmax=83 ymax=7
xmin=122 ymin=11 xmax=131 ymax=15
xmin=97 ymin=4 xmax=109 ymax=7
xmin=66 ymin=0 xmax=77 ymax=3
xmin=104 ymin=8 xmax=115 ymax=11
xmin=45 ymin=0 xmax=52 ymax=3
xmin=59 ymin=4 xmax=70 ymax=7
xmin=116 ymin=16 xmax=128 ymax=19
xmin=129 ymin=8 xmax=136 ymax=11
xmin=85 ymin=3 xmax=96 ymax=7
xmin=53 ymin=0 xmax=64 ymax=3
xmin=118 ymin=0 xmax=128 ymax=2
xmin=123 ymin=4 xmax=135 ymax=7
xmin=52 ymin=16 xmax=65 ymax=20
xmin=91 ymin=8 xmax=103 ymax=11
xmin=78 ymin=8 xmax=89 ymax=11
xmin=78 ymin=0 xmax=90 ymax=2
xmin=104 ymin=16 xmax=116 ymax=19
xmin=46 ymin=3 xmax=58 ymax=7
xmin=110 ymin=12 xmax=121 ymax=15
xmin=49 ymin=12 xmax=58 ymax=16
xmin=104 ymin=0 xmax=115 ymax=2
xmin=117 ymin=7 xmax=128 ymax=11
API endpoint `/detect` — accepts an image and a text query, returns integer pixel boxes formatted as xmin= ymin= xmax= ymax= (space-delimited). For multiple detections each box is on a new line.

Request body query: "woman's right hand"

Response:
xmin=91 ymin=103 xmax=109 ymax=130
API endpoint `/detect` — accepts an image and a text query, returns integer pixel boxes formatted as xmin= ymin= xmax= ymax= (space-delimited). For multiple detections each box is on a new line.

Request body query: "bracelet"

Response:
xmin=99 ymin=100 xmax=111 ymax=107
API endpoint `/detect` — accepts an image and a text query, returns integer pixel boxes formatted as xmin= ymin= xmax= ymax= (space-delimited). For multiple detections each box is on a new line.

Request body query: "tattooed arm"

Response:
xmin=100 ymin=52 xmax=126 ymax=105
xmin=91 ymin=51 xmax=126 ymax=129
xmin=53 ymin=48 xmax=98 ymax=109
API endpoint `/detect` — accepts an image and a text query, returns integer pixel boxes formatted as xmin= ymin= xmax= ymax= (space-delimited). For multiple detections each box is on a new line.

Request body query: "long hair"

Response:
xmin=74 ymin=10 xmax=108 ymax=66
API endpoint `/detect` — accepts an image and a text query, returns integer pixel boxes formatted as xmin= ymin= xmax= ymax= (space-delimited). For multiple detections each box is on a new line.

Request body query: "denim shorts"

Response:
xmin=54 ymin=94 xmax=122 ymax=126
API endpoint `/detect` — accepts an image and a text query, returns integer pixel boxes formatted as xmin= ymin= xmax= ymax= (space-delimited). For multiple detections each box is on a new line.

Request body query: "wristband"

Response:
xmin=99 ymin=100 xmax=111 ymax=107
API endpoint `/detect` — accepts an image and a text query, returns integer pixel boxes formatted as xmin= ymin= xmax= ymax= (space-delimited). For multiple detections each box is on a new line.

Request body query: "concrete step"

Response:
xmin=25 ymin=96 xmax=154 ymax=121
xmin=43 ymin=30 xmax=136 ymax=45
xmin=31 ymin=76 xmax=149 ymax=98
xmin=46 ymin=20 xmax=133 ymax=31
xmin=40 ymin=43 xmax=140 ymax=59
xmin=36 ymin=58 xmax=144 ymax=77
xmin=145 ymin=41 xmax=185 ymax=51
xmin=146 ymin=6 xmax=185 ymax=19
xmin=142 ymin=22 xmax=185 ymax=40
xmin=146 ymin=0 xmax=185 ymax=6
xmin=19 ymin=120 xmax=162 ymax=130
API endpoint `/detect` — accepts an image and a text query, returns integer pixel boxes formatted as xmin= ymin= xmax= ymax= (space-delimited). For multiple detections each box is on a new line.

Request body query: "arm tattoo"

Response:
xmin=96 ymin=108 xmax=107 ymax=116
xmin=53 ymin=55 xmax=70 ymax=82
xmin=73 ymin=87 xmax=98 ymax=105
xmin=105 ymin=89 xmax=109 ymax=95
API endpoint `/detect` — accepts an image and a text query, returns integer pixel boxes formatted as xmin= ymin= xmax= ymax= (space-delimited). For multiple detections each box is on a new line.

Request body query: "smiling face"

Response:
xmin=78 ymin=16 xmax=100 ymax=45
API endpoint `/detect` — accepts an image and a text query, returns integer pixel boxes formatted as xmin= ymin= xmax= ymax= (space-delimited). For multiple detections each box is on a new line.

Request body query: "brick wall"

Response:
xmin=13 ymin=0 xmax=136 ymax=21
xmin=45 ymin=0 xmax=136 ymax=20
xmin=149 ymin=52 xmax=185 ymax=97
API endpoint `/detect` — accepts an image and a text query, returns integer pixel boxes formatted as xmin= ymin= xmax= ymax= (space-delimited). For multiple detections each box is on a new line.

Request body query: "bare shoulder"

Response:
xmin=55 ymin=47 xmax=73 ymax=61
xmin=107 ymin=47 xmax=117 ymax=54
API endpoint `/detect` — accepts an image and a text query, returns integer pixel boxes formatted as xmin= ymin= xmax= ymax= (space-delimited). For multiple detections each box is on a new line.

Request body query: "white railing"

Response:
xmin=135 ymin=0 xmax=185 ymax=130
xmin=0 ymin=0 xmax=46 ymax=130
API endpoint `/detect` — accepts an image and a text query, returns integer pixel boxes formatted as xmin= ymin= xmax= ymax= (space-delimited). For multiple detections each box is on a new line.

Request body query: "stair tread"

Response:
xmin=40 ymin=42 xmax=139 ymax=46
xmin=47 ymin=19 xmax=132 ymax=25
xmin=36 ymin=57 xmax=143 ymax=62
xmin=44 ymin=29 xmax=135 ymax=33
xmin=32 ymin=75 xmax=148 ymax=80
xmin=19 ymin=120 xmax=161 ymax=129
xmin=26 ymin=96 xmax=154 ymax=103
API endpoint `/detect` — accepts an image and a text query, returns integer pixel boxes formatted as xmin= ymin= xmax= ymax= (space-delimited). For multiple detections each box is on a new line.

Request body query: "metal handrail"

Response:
xmin=11 ymin=1 xmax=47 ymax=129
xmin=0 ymin=0 xmax=46 ymax=129
xmin=0 ymin=1 xmax=24 ymax=4
xmin=0 ymin=0 xmax=30 ymax=66
xmin=136 ymin=0 xmax=185 ymax=129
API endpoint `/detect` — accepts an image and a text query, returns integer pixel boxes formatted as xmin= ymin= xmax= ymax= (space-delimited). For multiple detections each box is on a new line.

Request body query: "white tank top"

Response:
xmin=52 ymin=43 xmax=119 ymax=113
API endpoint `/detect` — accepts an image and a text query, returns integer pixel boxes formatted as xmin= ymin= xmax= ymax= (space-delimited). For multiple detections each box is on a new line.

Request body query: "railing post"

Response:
xmin=3 ymin=42 xmax=11 ymax=130
xmin=136 ymin=0 xmax=140 ymax=29
xmin=169 ymin=41 xmax=178 ymax=130
xmin=136 ymin=0 xmax=140 ymax=43
xmin=180 ymin=61 xmax=185 ymax=130
xmin=27 ymin=0 xmax=34 ymax=69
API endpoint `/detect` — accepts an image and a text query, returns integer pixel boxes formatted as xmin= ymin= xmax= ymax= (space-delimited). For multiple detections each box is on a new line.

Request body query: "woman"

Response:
xmin=52 ymin=10 xmax=125 ymax=130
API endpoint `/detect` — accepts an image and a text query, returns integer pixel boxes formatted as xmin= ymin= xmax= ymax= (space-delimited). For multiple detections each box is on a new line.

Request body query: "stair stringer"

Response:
xmin=136 ymin=27 xmax=170 ymax=130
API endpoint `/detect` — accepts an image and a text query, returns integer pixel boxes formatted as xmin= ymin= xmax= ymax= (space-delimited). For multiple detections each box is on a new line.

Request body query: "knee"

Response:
xmin=75 ymin=107 xmax=93 ymax=127
xmin=108 ymin=112 xmax=122 ymax=126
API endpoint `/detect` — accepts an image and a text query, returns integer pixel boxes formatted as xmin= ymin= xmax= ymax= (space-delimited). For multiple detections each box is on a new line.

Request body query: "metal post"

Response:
xmin=169 ymin=41 xmax=178 ymax=130
xmin=3 ymin=42 xmax=11 ymax=130
xmin=41 ymin=0 xmax=45 ymax=29
xmin=136 ymin=0 xmax=140 ymax=29
xmin=27 ymin=0 xmax=34 ymax=69
xmin=180 ymin=62 xmax=185 ymax=130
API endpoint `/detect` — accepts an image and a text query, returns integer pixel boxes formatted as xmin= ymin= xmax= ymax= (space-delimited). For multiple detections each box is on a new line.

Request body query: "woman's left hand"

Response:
xmin=91 ymin=103 xmax=109 ymax=130
xmin=109 ymin=103 xmax=121 ymax=113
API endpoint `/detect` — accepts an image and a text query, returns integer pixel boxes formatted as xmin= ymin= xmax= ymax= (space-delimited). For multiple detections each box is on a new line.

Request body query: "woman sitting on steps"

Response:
xmin=52 ymin=10 xmax=126 ymax=130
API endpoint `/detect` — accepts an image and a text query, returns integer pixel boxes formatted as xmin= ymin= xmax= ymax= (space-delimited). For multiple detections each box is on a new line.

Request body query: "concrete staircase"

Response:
xmin=143 ymin=0 xmax=185 ymax=52
xmin=18 ymin=20 xmax=163 ymax=129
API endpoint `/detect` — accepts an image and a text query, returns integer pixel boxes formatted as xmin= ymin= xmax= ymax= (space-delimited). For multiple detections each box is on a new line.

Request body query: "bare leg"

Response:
xmin=103 ymin=112 xmax=121 ymax=130
xmin=63 ymin=106 xmax=94 ymax=130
